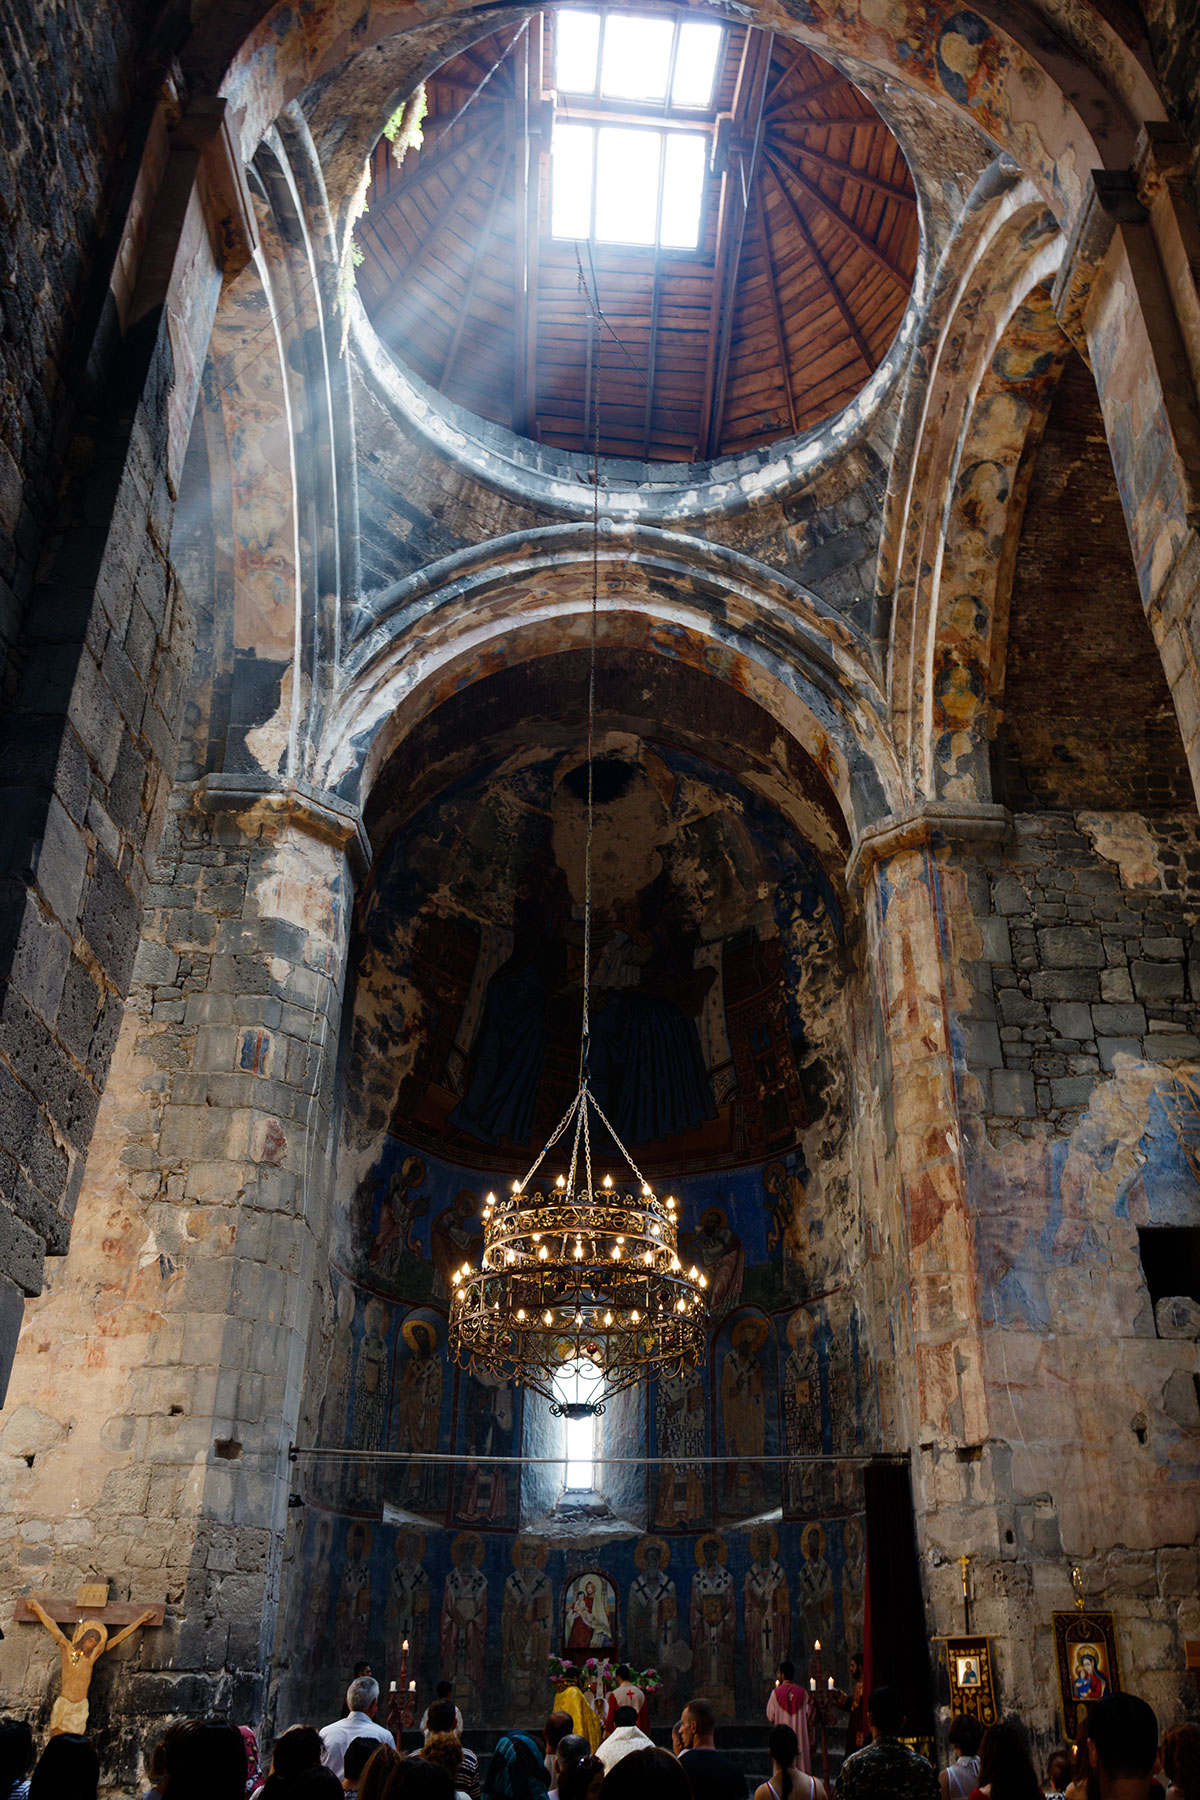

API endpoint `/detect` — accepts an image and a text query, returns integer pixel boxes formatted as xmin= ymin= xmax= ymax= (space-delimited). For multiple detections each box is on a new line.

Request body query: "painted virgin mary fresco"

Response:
xmin=359 ymin=735 xmax=836 ymax=1178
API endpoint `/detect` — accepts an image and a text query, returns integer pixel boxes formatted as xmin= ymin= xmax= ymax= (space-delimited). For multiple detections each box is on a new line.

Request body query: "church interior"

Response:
xmin=0 ymin=0 xmax=1199 ymax=1785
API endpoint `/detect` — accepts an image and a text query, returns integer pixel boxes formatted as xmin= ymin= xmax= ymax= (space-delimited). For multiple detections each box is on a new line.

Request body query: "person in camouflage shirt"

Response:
xmin=835 ymin=1689 xmax=939 ymax=1800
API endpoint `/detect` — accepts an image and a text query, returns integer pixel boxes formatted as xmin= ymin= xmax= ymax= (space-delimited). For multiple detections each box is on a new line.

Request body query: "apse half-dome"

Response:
xmin=354 ymin=8 xmax=918 ymax=464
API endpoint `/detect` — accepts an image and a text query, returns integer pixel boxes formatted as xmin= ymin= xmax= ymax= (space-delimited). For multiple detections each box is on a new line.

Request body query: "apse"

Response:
xmin=286 ymin=650 xmax=879 ymax=1731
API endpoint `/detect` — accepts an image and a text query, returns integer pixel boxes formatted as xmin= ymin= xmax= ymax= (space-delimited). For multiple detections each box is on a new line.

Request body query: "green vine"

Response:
xmin=336 ymin=86 xmax=427 ymax=355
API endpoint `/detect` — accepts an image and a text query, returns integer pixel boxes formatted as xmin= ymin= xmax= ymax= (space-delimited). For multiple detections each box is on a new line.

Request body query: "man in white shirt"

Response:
xmin=320 ymin=1677 xmax=397 ymax=1779
xmin=596 ymin=1708 xmax=654 ymax=1772
xmin=420 ymin=1681 xmax=466 ymax=1740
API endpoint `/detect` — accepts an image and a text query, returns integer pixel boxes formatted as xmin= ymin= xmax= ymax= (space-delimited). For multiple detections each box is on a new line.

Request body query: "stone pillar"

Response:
xmin=0 ymin=775 xmax=364 ymax=1772
xmin=1052 ymin=134 xmax=1200 ymax=804
xmin=851 ymin=806 xmax=1051 ymax=1719
xmin=0 ymin=96 xmax=257 ymax=1399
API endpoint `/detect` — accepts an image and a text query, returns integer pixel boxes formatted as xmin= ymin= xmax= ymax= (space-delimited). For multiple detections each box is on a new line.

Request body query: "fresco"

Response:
xmin=343 ymin=739 xmax=842 ymax=1191
xmin=298 ymin=729 xmax=873 ymax=1728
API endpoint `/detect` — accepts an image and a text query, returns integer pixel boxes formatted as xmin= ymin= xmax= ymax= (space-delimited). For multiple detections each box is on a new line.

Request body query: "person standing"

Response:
xmin=320 ymin=1679 xmax=397 ymax=1780
xmin=678 ymin=1700 xmax=748 ymax=1800
xmin=970 ymin=1724 xmax=1042 ymax=1800
xmin=767 ymin=1665 xmax=811 ymax=1776
xmin=606 ymin=1669 xmax=649 ymax=1735
xmin=1085 ymin=1699 xmax=1160 ymax=1800
xmin=940 ymin=1718 xmax=983 ymax=1800
xmin=754 ymin=1726 xmax=826 ymax=1800
xmin=597 ymin=1710 xmax=655 ymax=1773
xmin=835 ymin=1690 xmax=939 ymax=1800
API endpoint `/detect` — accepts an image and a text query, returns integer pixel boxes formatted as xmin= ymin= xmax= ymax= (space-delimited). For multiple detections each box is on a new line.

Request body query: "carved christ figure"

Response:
xmin=29 ymin=1599 xmax=157 ymax=1735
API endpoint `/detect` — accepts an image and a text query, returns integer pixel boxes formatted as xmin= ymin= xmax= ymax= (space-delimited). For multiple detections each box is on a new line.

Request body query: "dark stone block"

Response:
xmin=81 ymin=844 xmax=141 ymax=991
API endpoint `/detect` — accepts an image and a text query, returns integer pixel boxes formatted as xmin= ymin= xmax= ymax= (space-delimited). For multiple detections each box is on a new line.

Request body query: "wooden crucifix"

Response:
xmin=15 ymin=1585 xmax=165 ymax=1736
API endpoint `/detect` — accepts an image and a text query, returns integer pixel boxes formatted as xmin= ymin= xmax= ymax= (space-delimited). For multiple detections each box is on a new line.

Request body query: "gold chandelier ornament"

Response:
xmin=449 ymin=1084 xmax=708 ymax=1410
xmin=448 ymin=252 xmax=708 ymax=1412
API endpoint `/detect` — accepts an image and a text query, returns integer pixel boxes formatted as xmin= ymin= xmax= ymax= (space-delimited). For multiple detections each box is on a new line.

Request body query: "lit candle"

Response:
xmin=810 ymin=1678 xmax=816 ymax=1692
xmin=403 ymin=1640 xmax=409 ymax=1651
xmin=828 ymin=1677 xmax=835 ymax=1691
xmin=409 ymin=1680 xmax=417 ymax=1693
xmin=814 ymin=1640 xmax=821 ymax=1652
xmin=390 ymin=1681 xmax=397 ymax=1693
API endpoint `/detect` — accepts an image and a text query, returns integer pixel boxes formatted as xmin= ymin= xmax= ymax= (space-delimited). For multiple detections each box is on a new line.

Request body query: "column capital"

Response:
xmin=846 ymin=801 xmax=1011 ymax=889
xmin=194 ymin=772 xmax=371 ymax=880
xmin=1051 ymin=168 xmax=1147 ymax=356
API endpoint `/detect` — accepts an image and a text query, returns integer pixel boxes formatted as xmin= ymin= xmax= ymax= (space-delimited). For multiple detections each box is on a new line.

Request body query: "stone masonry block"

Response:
xmin=1142 ymin=936 xmax=1185 ymax=959
xmin=1091 ymin=1003 xmax=1148 ymax=1035
xmin=979 ymin=918 xmax=1012 ymax=962
xmin=1159 ymin=1547 xmax=1200 ymax=1596
xmin=999 ymin=990 xmax=1045 ymax=1029
xmin=1029 ymin=970 xmax=1100 ymax=1001
xmin=1050 ymin=1074 xmax=1097 ymax=1107
xmin=1098 ymin=1038 xmax=1142 ymax=1070
xmin=1100 ymin=968 xmax=1134 ymax=1002
xmin=1132 ymin=960 xmax=1184 ymax=1000
xmin=1050 ymin=1002 xmax=1093 ymax=1040
xmin=1037 ymin=927 xmax=1106 ymax=967
xmin=992 ymin=876 xmax=1029 ymax=915
xmin=990 ymin=1069 xmax=1036 ymax=1117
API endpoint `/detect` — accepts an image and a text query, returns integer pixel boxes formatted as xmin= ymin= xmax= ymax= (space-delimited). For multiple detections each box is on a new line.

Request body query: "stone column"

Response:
xmin=0 ymin=775 xmax=364 ymax=1770
xmin=0 ymin=95 xmax=258 ymax=1398
xmin=1052 ymin=132 xmax=1200 ymax=803
xmin=851 ymin=806 xmax=1048 ymax=1716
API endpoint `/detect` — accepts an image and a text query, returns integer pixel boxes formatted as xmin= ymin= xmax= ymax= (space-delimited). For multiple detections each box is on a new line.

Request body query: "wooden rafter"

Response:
xmin=767 ymin=134 xmax=915 ymax=203
xmin=376 ymin=120 xmax=499 ymax=211
xmin=777 ymin=114 xmax=887 ymax=129
xmin=753 ymin=183 xmax=798 ymax=434
xmin=764 ymin=145 xmax=910 ymax=286
xmin=700 ymin=26 xmax=775 ymax=457
xmin=764 ymin=45 xmax=805 ymax=112
xmin=763 ymin=160 xmax=874 ymax=373
xmin=440 ymin=148 xmax=515 ymax=389
xmin=371 ymin=130 xmax=505 ymax=334
xmin=766 ymin=70 xmax=850 ymax=119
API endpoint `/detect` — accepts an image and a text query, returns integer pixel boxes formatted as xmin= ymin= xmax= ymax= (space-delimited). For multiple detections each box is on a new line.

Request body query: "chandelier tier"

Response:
xmin=448 ymin=252 xmax=709 ymax=1411
xmin=449 ymin=1082 xmax=708 ymax=1410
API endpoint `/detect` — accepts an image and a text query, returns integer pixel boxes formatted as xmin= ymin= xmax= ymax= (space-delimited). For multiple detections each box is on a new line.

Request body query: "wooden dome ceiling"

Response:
xmin=355 ymin=11 xmax=918 ymax=464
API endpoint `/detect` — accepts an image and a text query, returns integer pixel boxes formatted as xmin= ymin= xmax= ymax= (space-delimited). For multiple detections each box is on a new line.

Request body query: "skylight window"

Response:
xmin=550 ymin=12 xmax=720 ymax=250
xmin=555 ymin=12 xmax=724 ymax=109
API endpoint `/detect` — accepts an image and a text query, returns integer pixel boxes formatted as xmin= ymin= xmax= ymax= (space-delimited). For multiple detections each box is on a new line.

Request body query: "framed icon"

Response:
xmin=944 ymin=1636 xmax=997 ymax=1726
xmin=1053 ymin=1611 xmax=1122 ymax=1739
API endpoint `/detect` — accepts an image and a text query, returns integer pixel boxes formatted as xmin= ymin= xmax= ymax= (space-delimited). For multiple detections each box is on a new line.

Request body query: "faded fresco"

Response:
xmin=295 ymin=735 xmax=873 ymax=1727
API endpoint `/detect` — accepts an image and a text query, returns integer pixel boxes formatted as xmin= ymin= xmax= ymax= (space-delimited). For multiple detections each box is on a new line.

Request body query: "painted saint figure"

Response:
xmin=501 ymin=1540 xmax=554 ymax=1719
xmin=458 ymin=1368 xmax=514 ymax=1524
xmin=652 ymin=1368 xmax=706 ymax=1528
xmin=783 ymin=1309 xmax=823 ymax=1514
xmin=336 ymin=1522 xmax=374 ymax=1657
xmin=393 ymin=1317 xmax=443 ymax=1511
xmin=685 ymin=1209 xmax=745 ymax=1320
xmin=690 ymin=1535 xmax=735 ymax=1721
xmin=627 ymin=1538 xmax=680 ymax=1714
xmin=796 ymin=1524 xmax=833 ymax=1656
xmin=387 ymin=1532 xmax=431 ymax=1682
xmin=720 ymin=1315 xmax=768 ymax=1515
xmin=744 ymin=1528 xmax=790 ymax=1696
xmin=440 ymin=1533 xmax=488 ymax=1714
xmin=354 ymin=1298 xmax=390 ymax=1503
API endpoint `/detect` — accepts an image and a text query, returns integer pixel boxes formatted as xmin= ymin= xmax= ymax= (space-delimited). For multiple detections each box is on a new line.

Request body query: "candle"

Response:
xmin=814 ymin=1640 xmax=821 ymax=1652
xmin=409 ymin=1680 xmax=416 ymax=1692
xmin=810 ymin=1678 xmax=816 ymax=1692
xmin=390 ymin=1681 xmax=397 ymax=1693
xmin=828 ymin=1677 xmax=835 ymax=1690
xmin=403 ymin=1640 xmax=409 ymax=1651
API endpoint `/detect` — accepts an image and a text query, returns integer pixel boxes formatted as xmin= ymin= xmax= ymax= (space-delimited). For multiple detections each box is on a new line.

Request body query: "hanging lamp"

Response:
xmin=447 ymin=259 xmax=708 ymax=1415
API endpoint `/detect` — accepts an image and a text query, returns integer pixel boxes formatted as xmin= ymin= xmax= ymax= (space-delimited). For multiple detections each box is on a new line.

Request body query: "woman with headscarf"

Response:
xmin=482 ymin=1734 xmax=551 ymax=1800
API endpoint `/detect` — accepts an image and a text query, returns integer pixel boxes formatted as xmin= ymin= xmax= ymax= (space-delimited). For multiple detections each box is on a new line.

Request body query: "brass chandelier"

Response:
xmin=448 ymin=260 xmax=708 ymax=1413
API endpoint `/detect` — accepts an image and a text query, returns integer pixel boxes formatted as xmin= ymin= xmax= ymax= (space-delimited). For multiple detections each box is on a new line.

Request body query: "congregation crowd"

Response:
xmin=0 ymin=1661 xmax=1195 ymax=1800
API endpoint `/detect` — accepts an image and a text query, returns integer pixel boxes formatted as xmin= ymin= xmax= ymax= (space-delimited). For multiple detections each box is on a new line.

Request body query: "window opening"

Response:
xmin=550 ymin=11 xmax=723 ymax=250
xmin=552 ymin=1359 xmax=604 ymax=1489
xmin=1137 ymin=1225 xmax=1200 ymax=1332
